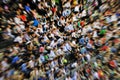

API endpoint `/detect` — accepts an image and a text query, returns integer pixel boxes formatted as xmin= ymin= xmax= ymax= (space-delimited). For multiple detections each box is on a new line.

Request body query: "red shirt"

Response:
xmin=101 ymin=45 xmax=109 ymax=51
xmin=90 ymin=40 xmax=94 ymax=45
xmin=86 ymin=69 xmax=91 ymax=74
xmin=109 ymin=60 xmax=116 ymax=68
xmin=20 ymin=15 xmax=27 ymax=21
xmin=80 ymin=21 xmax=85 ymax=27
xmin=51 ymin=7 xmax=56 ymax=13
xmin=113 ymin=39 xmax=120 ymax=43
xmin=39 ymin=47 xmax=44 ymax=53
xmin=101 ymin=38 xmax=106 ymax=44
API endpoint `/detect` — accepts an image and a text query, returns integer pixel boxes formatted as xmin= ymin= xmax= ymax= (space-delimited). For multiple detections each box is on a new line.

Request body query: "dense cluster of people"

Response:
xmin=0 ymin=0 xmax=120 ymax=80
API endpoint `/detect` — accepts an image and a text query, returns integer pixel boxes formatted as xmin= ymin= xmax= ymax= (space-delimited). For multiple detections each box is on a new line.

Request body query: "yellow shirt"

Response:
xmin=73 ymin=0 xmax=78 ymax=5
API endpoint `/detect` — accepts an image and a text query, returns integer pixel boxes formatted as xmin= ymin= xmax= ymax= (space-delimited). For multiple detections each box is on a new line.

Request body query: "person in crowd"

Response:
xmin=0 ymin=0 xmax=120 ymax=80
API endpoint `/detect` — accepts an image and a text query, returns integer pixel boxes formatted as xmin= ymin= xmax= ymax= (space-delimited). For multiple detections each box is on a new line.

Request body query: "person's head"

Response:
xmin=3 ymin=58 xmax=8 ymax=62
xmin=26 ymin=3 xmax=30 ymax=6
xmin=7 ymin=25 xmax=11 ymax=28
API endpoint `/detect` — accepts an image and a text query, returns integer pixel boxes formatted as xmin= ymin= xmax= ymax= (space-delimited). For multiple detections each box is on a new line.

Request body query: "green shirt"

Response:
xmin=55 ymin=0 xmax=59 ymax=4
xmin=44 ymin=55 xmax=49 ymax=60
xmin=100 ymin=30 xmax=106 ymax=35
xmin=78 ymin=21 xmax=81 ymax=28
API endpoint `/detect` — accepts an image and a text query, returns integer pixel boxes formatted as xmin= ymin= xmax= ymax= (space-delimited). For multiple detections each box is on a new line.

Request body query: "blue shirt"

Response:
xmin=116 ymin=13 xmax=120 ymax=17
xmin=25 ymin=6 xmax=31 ymax=12
xmin=7 ymin=69 xmax=14 ymax=77
xmin=33 ymin=19 xmax=39 ymax=27
xmin=79 ymin=37 xmax=85 ymax=45
xmin=86 ymin=43 xmax=92 ymax=49
xmin=21 ymin=63 xmax=27 ymax=72
xmin=40 ymin=54 xmax=45 ymax=62
xmin=85 ymin=37 xmax=89 ymax=43
xmin=111 ymin=47 xmax=117 ymax=53
xmin=72 ymin=72 xmax=77 ymax=80
xmin=12 ymin=56 xmax=19 ymax=64
xmin=80 ymin=47 xmax=87 ymax=54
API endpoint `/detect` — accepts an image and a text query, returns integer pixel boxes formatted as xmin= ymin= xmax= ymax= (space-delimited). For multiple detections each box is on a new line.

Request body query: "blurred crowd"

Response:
xmin=0 ymin=0 xmax=120 ymax=80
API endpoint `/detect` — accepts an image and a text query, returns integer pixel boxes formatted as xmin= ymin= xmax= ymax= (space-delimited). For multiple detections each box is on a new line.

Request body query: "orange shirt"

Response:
xmin=98 ymin=70 xmax=104 ymax=78
xmin=105 ymin=10 xmax=112 ymax=16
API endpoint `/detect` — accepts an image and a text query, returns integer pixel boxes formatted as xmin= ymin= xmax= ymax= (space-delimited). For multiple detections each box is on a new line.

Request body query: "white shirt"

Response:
xmin=13 ymin=26 xmax=22 ymax=33
xmin=1 ymin=61 xmax=9 ymax=71
xmin=62 ymin=9 xmax=71 ymax=17
xmin=64 ymin=2 xmax=71 ymax=8
xmin=56 ymin=48 xmax=62 ymax=55
xmin=49 ymin=50 xmax=56 ymax=58
xmin=87 ymin=0 xmax=94 ymax=2
xmin=72 ymin=40 xmax=76 ymax=45
xmin=50 ymin=40 xmax=55 ymax=48
xmin=20 ymin=25 xmax=25 ymax=31
xmin=73 ymin=16 xmax=78 ymax=21
xmin=14 ymin=36 xmax=23 ymax=43
xmin=81 ymin=27 xmax=87 ymax=35
xmin=74 ymin=5 xmax=79 ymax=12
xmin=44 ymin=35 xmax=49 ymax=42
xmin=106 ymin=16 xmax=112 ymax=23
xmin=111 ymin=14 xmax=117 ymax=22
xmin=71 ymin=62 xmax=78 ymax=68
xmin=29 ymin=60 xmax=34 ymax=68
xmin=66 ymin=77 xmax=72 ymax=80
xmin=93 ymin=72 xmax=99 ymax=79
xmin=57 ymin=38 xmax=64 ymax=44
xmin=51 ymin=61 xmax=55 ymax=68
xmin=48 ymin=10 xmax=52 ymax=16
xmin=86 ymin=54 xmax=91 ymax=61
xmin=93 ymin=31 xmax=98 ymax=38
xmin=7 ymin=28 xmax=12 ymax=33
xmin=38 ymin=28 xmax=43 ymax=33
xmin=72 ymin=71 xmax=78 ymax=80
xmin=68 ymin=24 xmax=74 ymax=31
xmin=65 ymin=43 xmax=72 ymax=51
xmin=3 ymin=0 xmax=9 ymax=4
xmin=82 ymin=10 xmax=87 ymax=17
xmin=0 ymin=77 xmax=4 ymax=80
xmin=63 ymin=45 xmax=68 ymax=52
xmin=87 ymin=25 xmax=93 ymax=31
xmin=72 ymin=32 xmax=76 ymax=38
xmin=93 ymin=22 xmax=100 ymax=29
xmin=60 ymin=19 xmax=65 ymax=25
xmin=14 ymin=17 xmax=24 ymax=24
xmin=33 ymin=0 xmax=36 ymax=3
